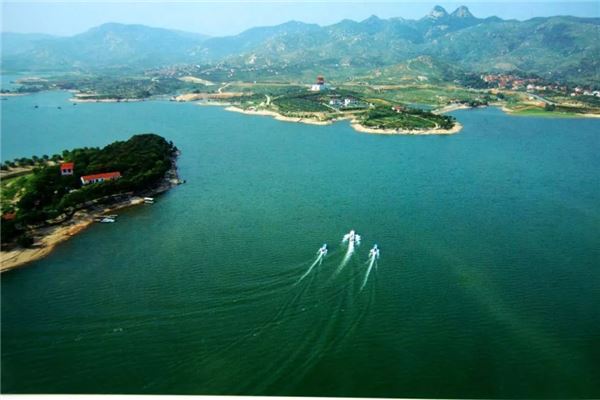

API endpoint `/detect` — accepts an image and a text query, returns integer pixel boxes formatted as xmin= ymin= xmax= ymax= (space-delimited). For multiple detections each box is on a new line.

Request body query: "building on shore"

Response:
xmin=80 ymin=172 xmax=121 ymax=185
xmin=60 ymin=162 xmax=74 ymax=176
xmin=310 ymin=75 xmax=326 ymax=91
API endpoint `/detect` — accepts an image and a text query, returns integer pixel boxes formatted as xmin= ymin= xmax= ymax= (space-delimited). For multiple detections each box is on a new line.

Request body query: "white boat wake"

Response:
xmin=297 ymin=244 xmax=327 ymax=282
xmin=360 ymin=245 xmax=380 ymax=291
xmin=335 ymin=230 xmax=360 ymax=275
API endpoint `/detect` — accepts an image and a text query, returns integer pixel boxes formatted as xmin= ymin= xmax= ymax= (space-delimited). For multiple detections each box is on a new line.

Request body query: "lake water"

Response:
xmin=1 ymin=91 xmax=599 ymax=397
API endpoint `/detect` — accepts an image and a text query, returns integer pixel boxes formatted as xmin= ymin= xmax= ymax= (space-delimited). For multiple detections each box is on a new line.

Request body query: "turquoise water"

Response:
xmin=2 ymin=91 xmax=600 ymax=397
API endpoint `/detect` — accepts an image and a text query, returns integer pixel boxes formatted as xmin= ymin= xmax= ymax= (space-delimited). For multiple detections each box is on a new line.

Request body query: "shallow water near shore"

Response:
xmin=2 ymin=91 xmax=600 ymax=397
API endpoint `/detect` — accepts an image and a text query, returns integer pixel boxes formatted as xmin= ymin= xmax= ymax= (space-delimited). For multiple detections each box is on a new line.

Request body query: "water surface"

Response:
xmin=2 ymin=91 xmax=599 ymax=397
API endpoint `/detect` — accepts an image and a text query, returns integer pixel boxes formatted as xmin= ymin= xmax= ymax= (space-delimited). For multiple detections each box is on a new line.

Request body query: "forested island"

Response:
xmin=1 ymin=134 xmax=182 ymax=271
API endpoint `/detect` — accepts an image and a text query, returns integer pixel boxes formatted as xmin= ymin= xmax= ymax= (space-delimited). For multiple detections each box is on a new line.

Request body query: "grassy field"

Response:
xmin=505 ymin=105 xmax=599 ymax=118
xmin=341 ymin=84 xmax=493 ymax=107
xmin=360 ymin=106 xmax=454 ymax=130
xmin=272 ymin=93 xmax=331 ymax=113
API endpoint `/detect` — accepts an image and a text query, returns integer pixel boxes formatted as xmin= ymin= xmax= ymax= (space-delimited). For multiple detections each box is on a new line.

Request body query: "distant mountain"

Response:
xmin=2 ymin=6 xmax=599 ymax=83
xmin=2 ymin=23 xmax=208 ymax=71
xmin=199 ymin=20 xmax=322 ymax=61
xmin=214 ymin=6 xmax=599 ymax=83
xmin=427 ymin=15 xmax=600 ymax=82
xmin=1 ymin=32 xmax=58 ymax=57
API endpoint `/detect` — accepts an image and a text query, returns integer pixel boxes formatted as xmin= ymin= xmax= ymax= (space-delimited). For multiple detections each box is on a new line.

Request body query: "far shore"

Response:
xmin=224 ymin=106 xmax=463 ymax=134
xmin=224 ymin=106 xmax=332 ymax=126
xmin=197 ymin=100 xmax=234 ymax=107
xmin=0 ymin=156 xmax=182 ymax=273
xmin=0 ymin=92 xmax=28 ymax=97
xmin=500 ymin=104 xmax=600 ymax=118
xmin=434 ymin=103 xmax=473 ymax=114
xmin=70 ymin=96 xmax=145 ymax=103
xmin=350 ymin=120 xmax=463 ymax=135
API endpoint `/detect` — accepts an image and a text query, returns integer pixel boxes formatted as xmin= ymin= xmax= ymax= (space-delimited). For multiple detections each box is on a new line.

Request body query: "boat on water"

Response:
xmin=143 ymin=197 xmax=154 ymax=204
xmin=94 ymin=214 xmax=118 ymax=222
xmin=369 ymin=244 xmax=380 ymax=259
xmin=317 ymin=244 xmax=328 ymax=256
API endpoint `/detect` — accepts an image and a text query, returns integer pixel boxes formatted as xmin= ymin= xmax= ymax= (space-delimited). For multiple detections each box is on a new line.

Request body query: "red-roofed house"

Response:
xmin=80 ymin=171 xmax=121 ymax=185
xmin=60 ymin=162 xmax=74 ymax=176
xmin=2 ymin=212 xmax=16 ymax=221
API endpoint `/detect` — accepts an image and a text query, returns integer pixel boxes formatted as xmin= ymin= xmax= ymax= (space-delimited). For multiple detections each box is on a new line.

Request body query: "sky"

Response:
xmin=2 ymin=1 xmax=599 ymax=37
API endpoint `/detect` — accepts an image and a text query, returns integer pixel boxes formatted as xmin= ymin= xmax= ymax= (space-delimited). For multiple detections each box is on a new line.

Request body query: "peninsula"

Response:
xmin=0 ymin=134 xmax=182 ymax=272
xmin=202 ymin=84 xmax=461 ymax=135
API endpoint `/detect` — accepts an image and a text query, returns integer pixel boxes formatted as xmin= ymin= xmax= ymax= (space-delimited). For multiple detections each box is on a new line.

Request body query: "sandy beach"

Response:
xmin=175 ymin=92 xmax=246 ymax=102
xmin=197 ymin=101 xmax=234 ymax=107
xmin=225 ymin=106 xmax=462 ymax=134
xmin=350 ymin=120 xmax=463 ymax=135
xmin=225 ymin=106 xmax=332 ymax=125
xmin=434 ymin=103 xmax=473 ymax=114
xmin=70 ymin=97 xmax=145 ymax=103
xmin=0 ymin=198 xmax=144 ymax=273
xmin=0 ymin=156 xmax=182 ymax=272
xmin=0 ymin=92 xmax=27 ymax=97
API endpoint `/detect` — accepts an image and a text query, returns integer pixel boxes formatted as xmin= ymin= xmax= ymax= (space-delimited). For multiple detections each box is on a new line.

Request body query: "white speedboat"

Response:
xmin=369 ymin=244 xmax=380 ymax=259
xmin=317 ymin=244 xmax=328 ymax=256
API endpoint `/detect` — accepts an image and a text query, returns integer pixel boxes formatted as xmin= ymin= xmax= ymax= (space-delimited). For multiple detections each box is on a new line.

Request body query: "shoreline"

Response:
xmin=70 ymin=97 xmax=145 ymax=103
xmin=350 ymin=120 xmax=463 ymax=135
xmin=0 ymin=92 xmax=27 ymax=97
xmin=225 ymin=106 xmax=463 ymax=134
xmin=0 ymin=156 xmax=182 ymax=273
xmin=224 ymin=106 xmax=332 ymax=126
xmin=500 ymin=104 xmax=600 ymax=118
xmin=197 ymin=100 xmax=234 ymax=107
xmin=434 ymin=103 xmax=473 ymax=114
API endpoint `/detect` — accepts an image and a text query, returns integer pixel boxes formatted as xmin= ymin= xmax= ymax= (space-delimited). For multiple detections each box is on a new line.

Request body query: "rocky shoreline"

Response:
xmin=350 ymin=120 xmax=463 ymax=135
xmin=0 ymin=155 xmax=183 ymax=273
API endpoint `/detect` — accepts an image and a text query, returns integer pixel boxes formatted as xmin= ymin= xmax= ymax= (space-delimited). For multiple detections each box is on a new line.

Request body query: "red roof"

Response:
xmin=81 ymin=171 xmax=121 ymax=182
xmin=2 ymin=212 xmax=16 ymax=221
xmin=61 ymin=162 xmax=74 ymax=170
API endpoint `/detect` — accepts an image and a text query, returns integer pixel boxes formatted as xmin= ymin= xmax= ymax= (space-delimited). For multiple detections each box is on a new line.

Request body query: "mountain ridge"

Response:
xmin=2 ymin=7 xmax=598 ymax=84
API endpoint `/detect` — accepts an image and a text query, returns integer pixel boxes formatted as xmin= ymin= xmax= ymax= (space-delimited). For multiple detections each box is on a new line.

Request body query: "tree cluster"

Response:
xmin=3 ymin=134 xmax=177 ymax=245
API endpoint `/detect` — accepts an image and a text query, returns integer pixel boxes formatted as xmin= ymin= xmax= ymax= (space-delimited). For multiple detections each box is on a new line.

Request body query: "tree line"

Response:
xmin=2 ymin=134 xmax=178 ymax=247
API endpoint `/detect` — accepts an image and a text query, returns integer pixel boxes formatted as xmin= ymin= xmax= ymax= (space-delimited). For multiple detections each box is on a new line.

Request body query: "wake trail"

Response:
xmin=297 ymin=254 xmax=323 ymax=283
xmin=334 ymin=244 xmax=354 ymax=276
xmin=360 ymin=256 xmax=377 ymax=291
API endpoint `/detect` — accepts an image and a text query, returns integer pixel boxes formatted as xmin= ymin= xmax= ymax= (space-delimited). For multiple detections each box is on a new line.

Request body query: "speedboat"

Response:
xmin=369 ymin=244 xmax=380 ymax=259
xmin=342 ymin=230 xmax=361 ymax=245
xmin=317 ymin=244 xmax=328 ymax=256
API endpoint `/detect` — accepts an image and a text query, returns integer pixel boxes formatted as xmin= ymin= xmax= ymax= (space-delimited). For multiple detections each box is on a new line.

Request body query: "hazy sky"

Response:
xmin=2 ymin=1 xmax=599 ymax=37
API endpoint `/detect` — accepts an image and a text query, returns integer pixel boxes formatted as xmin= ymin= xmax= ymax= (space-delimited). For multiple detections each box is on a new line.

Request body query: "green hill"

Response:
xmin=2 ymin=6 xmax=598 ymax=83
xmin=2 ymin=23 xmax=208 ymax=72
